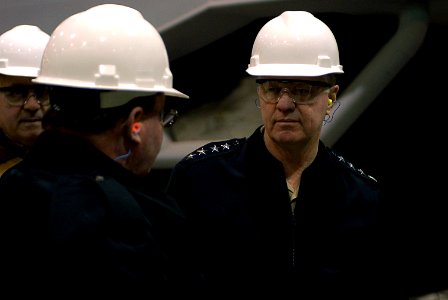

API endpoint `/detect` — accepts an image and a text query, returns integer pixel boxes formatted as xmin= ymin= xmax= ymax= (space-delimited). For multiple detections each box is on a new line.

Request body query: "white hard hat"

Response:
xmin=246 ymin=11 xmax=343 ymax=77
xmin=0 ymin=25 xmax=50 ymax=77
xmin=33 ymin=4 xmax=188 ymax=101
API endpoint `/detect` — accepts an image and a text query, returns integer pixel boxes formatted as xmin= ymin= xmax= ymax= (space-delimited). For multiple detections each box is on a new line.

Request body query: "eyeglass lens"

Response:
xmin=258 ymin=80 xmax=331 ymax=104
xmin=161 ymin=109 xmax=178 ymax=127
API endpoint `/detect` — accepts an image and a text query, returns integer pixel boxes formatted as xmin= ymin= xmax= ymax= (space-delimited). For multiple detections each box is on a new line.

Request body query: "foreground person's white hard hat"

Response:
xmin=34 ymin=3 xmax=188 ymax=104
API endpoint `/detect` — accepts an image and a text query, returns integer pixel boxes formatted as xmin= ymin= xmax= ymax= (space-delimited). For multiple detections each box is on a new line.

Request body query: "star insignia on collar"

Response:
xmin=197 ymin=148 xmax=207 ymax=155
xmin=183 ymin=138 xmax=243 ymax=161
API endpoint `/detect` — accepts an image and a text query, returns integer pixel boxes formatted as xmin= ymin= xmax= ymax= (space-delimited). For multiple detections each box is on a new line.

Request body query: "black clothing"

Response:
xmin=0 ymin=130 xmax=27 ymax=162
xmin=167 ymin=126 xmax=399 ymax=299
xmin=0 ymin=130 xmax=201 ymax=297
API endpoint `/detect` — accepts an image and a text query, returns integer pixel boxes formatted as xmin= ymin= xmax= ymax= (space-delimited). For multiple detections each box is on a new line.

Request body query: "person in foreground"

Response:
xmin=0 ymin=4 xmax=201 ymax=297
xmin=0 ymin=25 xmax=50 ymax=176
xmin=166 ymin=11 xmax=401 ymax=299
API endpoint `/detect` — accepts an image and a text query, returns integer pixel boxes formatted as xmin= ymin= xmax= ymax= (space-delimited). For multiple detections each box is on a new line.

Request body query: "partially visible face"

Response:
xmin=0 ymin=75 xmax=50 ymax=147
xmin=257 ymin=76 xmax=338 ymax=148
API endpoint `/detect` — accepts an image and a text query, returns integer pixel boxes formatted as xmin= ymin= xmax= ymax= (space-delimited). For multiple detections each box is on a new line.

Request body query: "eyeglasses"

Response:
xmin=257 ymin=79 xmax=332 ymax=105
xmin=161 ymin=109 xmax=179 ymax=128
xmin=0 ymin=84 xmax=50 ymax=107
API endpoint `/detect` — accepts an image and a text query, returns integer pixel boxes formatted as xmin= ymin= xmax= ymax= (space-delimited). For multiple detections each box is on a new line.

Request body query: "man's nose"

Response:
xmin=23 ymin=93 xmax=41 ymax=108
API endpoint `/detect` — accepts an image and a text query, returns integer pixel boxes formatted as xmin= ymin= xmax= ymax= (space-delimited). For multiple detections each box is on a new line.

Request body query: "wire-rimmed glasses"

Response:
xmin=257 ymin=79 xmax=332 ymax=105
xmin=0 ymin=84 xmax=50 ymax=107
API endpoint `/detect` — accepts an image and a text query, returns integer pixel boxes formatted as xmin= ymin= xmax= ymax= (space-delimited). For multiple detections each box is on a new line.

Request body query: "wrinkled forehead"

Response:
xmin=0 ymin=74 xmax=33 ymax=86
xmin=256 ymin=78 xmax=334 ymax=90
xmin=256 ymin=74 xmax=335 ymax=84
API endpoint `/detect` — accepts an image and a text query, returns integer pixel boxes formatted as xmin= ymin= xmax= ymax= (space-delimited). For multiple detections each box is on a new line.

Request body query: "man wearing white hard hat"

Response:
xmin=0 ymin=4 xmax=202 ymax=297
xmin=0 ymin=25 xmax=50 ymax=176
xmin=167 ymin=11 xmax=400 ymax=299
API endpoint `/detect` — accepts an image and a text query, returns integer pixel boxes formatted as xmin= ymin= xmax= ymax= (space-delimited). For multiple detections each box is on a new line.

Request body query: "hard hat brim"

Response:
xmin=32 ymin=77 xmax=189 ymax=99
xmin=0 ymin=67 xmax=39 ymax=78
xmin=246 ymin=64 xmax=343 ymax=77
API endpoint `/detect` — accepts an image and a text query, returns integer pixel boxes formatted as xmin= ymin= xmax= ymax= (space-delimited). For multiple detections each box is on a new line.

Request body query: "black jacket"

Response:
xmin=0 ymin=130 xmax=201 ymax=297
xmin=167 ymin=126 xmax=400 ymax=299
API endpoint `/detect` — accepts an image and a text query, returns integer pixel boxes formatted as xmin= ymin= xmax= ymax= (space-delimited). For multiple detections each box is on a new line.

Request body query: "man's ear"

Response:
xmin=329 ymin=84 xmax=339 ymax=98
xmin=326 ymin=85 xmax=338 ymax=114
xmin=127 ymin=106 xmax=144 ymax=143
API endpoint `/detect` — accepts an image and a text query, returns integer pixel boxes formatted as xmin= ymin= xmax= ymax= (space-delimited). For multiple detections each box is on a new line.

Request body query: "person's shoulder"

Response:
xmin=177 ymin=137 xmax=246 ymax=165
xmin=327 ymin=148 xmax=378 ymax=184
